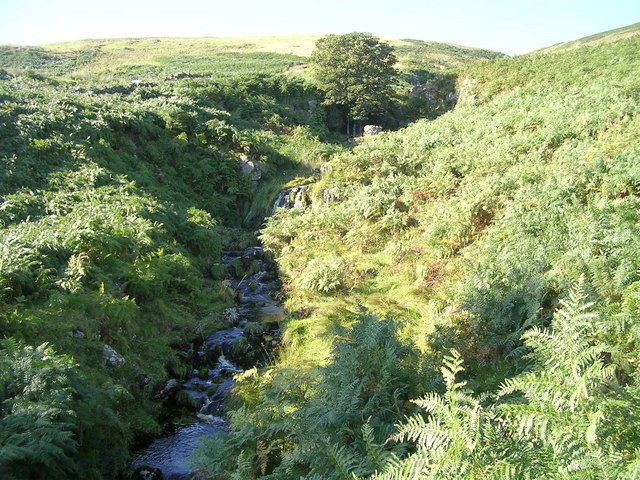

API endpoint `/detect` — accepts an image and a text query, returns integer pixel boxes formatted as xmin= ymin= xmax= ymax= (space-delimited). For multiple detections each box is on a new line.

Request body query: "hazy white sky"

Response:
xmin=0 ymin=0 xmax=638 ymax=54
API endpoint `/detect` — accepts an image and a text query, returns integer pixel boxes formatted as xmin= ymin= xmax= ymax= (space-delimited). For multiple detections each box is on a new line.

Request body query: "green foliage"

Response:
xmin=0 ymin=45 xmax=99 ymax=75
xmin=297 ymin=254 xmax=345 ymax=293
xmin=3 ymin=25 xmax=640 ymax=480
xmin=239 ymin=32 xmax=640 ymax=480
xmin=394 ymin=39 xmax=505 ymax=72
xmin=177 ymin=207 xmax=222 ymax=258
xmin=494 ymin=282 xmax=626 ymax=478
xmin=368 ymin=283 xmax=640 ymax=479
xmin=193 ymin=312 xmax=420 ymax=479
xmin=368 ymin=350 xmax=493 ymax=480
xmin=0 ymin=339 xmax=129 ymax=480
xmin=310 ymin=33 xmax=399 ymax=123
xmin=0 ymin=54 xmax=336 ymax=477
xmin=0 ymin=340 xmax=78 ymax=479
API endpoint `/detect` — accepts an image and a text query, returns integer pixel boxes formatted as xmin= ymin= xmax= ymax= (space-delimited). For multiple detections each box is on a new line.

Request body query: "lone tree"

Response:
xmin=309 ymin=32 xmax=398 ymax=136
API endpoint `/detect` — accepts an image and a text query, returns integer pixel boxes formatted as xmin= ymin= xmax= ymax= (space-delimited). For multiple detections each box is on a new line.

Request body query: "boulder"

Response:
xmin=239 ymin=154 xmax=262 ymax=182
xmin=69 ymin=329 xmax=85 ymax=339
xmin=102 ymin=344 xmax=125 ymax=368
xmin=156 ymin=379 xmax=181 ymax=399
xmin=322 ymin=187 xmax=339 ymax=203
xmin=132 ymin=466 xmax=163 ymax=480
xmin=363 ymin=125 xmax=383 ymax=136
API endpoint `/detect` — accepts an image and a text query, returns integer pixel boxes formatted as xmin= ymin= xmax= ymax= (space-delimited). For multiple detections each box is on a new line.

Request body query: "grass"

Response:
xmin=534 ymin=21 xmax=640 ymax=53
xmin=192 ymin=30 xmax=640 ymax=478
xmin=0 ymin=34 xmax=505 ymax=82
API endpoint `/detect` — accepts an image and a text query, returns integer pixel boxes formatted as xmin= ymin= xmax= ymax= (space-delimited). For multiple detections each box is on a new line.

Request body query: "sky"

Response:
xmin=0 ymin=0 xmax=638 ymax=54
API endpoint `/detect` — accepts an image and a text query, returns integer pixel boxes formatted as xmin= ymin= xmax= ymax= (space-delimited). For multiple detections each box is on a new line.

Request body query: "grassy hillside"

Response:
xmin=0 ymin=64 xmax=341 ymax=477
xmin=394 ymin=38 xmax=504 ymax=71
xmin=535 ymin=21 xmax=640 ymax=53
xmin=192 ymin=32 xmax=640 ymax=479
xmin=0 ymin=35 xmax=503 ymax=81
xmin=3 ymin=24 xmax=638 ymax=480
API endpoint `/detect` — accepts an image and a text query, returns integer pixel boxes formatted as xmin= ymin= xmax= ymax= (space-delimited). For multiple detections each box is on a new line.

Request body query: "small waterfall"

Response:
xmin=272 ymin=185 xmax=311 ymax=214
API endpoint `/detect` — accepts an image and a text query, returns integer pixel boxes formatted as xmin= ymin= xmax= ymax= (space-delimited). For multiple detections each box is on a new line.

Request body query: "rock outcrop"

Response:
xmin=239 ymin=154 xmax=262 ymax=190
xmin=457 ymin=76 xmax=478 ymax=103
xmin=322 ymin=187 xmax=339 ymax=203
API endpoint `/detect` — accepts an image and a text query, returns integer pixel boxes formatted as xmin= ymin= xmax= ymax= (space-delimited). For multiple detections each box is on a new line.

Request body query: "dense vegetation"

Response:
xmin=1 ymin=32 xmax=479 ymax=478
xmin=193 ymin=31 xmax=640 ymax=479
xmin=0 ymin=62 xmax=338 ymax=477
xmin=2 ymin=25 xmax=638 ymax=480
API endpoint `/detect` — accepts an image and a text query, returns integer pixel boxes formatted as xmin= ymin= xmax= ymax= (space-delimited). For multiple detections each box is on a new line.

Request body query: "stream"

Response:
xmin=130 ymin=245 xmax=283 ymax=479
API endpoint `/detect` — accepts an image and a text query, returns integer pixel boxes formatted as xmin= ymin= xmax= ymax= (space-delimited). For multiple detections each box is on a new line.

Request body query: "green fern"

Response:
xmin=365 ymin=280 xmax=640 ymax=479
xmin=368 ymin=350 xmax=495 ymax=480
xmin=495 ymin=281 xmax=627 ymax=477
xmin=0 ymin=340 xmax=79 ymax=479
xmin=362 ymin=420 xmax=391 ymax=473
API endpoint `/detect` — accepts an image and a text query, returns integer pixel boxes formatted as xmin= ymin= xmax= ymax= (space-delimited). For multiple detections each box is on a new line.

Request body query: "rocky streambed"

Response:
xmin=130 ymin=245 xmax=282 ymax=479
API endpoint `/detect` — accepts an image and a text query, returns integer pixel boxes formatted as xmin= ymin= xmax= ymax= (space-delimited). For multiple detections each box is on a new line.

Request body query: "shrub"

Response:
xmin=297 ymin=255 xmax=345 ymax=293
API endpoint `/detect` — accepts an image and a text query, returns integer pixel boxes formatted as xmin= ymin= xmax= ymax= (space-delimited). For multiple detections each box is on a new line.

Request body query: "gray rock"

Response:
xmin=133 ymin=466 xmax=163 ymax=480
xmin=322 ymin=187 xmax=339 ymax=203
xmin=457 ymin=76 xmax=478 ymax=103
xmin=102 ymin=344 xmax=125 ymax=368
xmin=156 ymin=379 xmax=180 ymax=399
xmin=363 ymin=125 xmax=383 ymax=136
xmin=69 ymin=329 xmax=85 ymax=339
xmin=239 ymin=154 xmax=262 ymax=182
xmin=307 ymin=99 xmax=317 ymax=113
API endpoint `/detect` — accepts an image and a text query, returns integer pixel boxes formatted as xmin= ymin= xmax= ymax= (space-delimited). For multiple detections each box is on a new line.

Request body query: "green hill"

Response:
xmin=534 ymin=21 xmax=640 ymax=53
xmin=0 ymin=35 xmax=503 ymax=80
xmin=1 ymin=25 xmax=640 ymax=480
xmin=193 ymin=31 xmax=640 ymax=479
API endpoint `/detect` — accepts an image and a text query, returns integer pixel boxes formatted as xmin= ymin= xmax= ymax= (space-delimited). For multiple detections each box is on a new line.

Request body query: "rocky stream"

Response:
xmin=130 ymin=245 xmax=283 ymax=479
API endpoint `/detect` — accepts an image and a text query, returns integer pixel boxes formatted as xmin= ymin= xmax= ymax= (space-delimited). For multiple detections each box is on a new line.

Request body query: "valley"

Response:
xmin=1 ymin=23 xmax=640 ymax=480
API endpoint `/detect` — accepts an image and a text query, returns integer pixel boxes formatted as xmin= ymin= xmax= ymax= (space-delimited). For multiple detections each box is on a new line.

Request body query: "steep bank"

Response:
xmin=193 ymin=32 xmax=640 ymax=478
xmin=0 ymin=70 xmax=333 ymax=478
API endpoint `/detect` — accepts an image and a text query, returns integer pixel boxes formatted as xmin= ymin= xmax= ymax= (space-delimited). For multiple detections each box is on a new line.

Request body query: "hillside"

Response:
xmin=0 ymin=60 xmax=341 ymax=477
xmin=192 ymin=31 xmax=640 ymax=479
xmin=534 ymin=21 xmax=640 ymax=53
xmin=0 ymin=35 xmax=503 ymax=80
xmin=1 ymin=25 xmax=640 ymax=480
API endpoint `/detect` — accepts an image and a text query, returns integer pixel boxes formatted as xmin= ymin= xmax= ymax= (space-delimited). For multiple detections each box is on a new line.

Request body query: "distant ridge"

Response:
xmin=533 ymin=21 xmax=640 ymax=53
xmin=0 ymin=35 xmax=504 ymax=80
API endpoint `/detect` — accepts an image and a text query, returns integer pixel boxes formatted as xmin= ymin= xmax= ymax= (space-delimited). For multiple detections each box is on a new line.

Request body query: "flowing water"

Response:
xmin=130 ymin=245 xmax=282 ymax=479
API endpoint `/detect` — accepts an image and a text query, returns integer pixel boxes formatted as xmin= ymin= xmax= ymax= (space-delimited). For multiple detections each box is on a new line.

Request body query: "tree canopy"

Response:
xmin=310 ymin=32 xmax=398 ymax=125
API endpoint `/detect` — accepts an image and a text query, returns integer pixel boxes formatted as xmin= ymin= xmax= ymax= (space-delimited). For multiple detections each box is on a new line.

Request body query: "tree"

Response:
xmin=310 ymin=33 xmax=398 ymax=135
